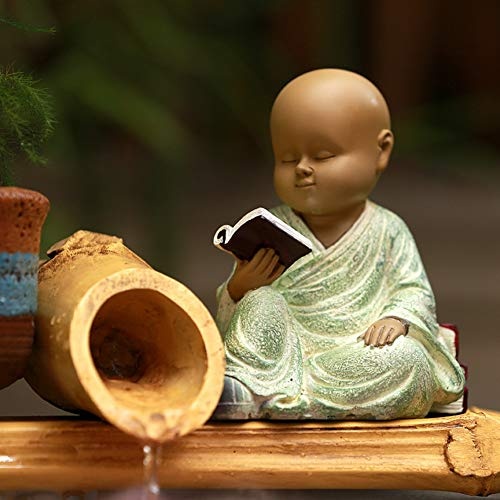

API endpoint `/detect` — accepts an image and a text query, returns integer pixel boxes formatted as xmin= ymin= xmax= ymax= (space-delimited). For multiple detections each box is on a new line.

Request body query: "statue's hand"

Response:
xmin=227 ymin=248 xmax=285 ymax=302
xmin=361 ymin=317 xmax=407 ymax=347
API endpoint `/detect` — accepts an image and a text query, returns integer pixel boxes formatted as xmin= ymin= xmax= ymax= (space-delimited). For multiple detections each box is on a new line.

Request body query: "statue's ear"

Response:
xmin=376 ymin=129 xmax=394 ymax=174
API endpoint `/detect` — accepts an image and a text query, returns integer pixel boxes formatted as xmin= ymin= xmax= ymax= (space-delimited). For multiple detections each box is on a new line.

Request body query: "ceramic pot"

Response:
xmin=0 ymin=187 xmax=49 ymax=389
xmin=25 ymin=231 xmax=225 ymax=443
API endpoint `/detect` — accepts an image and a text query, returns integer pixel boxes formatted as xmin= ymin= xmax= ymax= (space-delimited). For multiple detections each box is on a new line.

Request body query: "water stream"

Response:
xmin=142 ymin=443 xmax=162 ymax=500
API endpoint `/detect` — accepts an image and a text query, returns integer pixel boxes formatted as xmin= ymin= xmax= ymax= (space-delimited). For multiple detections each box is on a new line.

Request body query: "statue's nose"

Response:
xmin=295 ymin=159 xmax=313 ymax=177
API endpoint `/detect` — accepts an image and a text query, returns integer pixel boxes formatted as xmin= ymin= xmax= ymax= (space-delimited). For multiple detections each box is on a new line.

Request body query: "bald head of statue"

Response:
xmin=270 ymin=69 xmax=395 ymax=218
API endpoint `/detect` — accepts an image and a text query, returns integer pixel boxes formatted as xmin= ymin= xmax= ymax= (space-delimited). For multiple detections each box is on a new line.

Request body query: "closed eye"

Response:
xmin=315 ymin=153 xmax=336 ymax=161
xmin=282 ymin=159 xmax=298 ymax=164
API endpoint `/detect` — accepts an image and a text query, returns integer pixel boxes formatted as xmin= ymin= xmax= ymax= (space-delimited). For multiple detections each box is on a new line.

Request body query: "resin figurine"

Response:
xmin=214 ymin=69 xmax=465 ymax=420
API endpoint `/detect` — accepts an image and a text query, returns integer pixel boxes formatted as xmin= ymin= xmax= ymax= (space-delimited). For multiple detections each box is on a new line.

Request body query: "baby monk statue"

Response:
xmin=214 ymin=69 xmax=465 ymax=420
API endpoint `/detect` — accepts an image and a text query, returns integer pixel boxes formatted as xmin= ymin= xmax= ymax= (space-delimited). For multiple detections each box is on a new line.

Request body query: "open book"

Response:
xmin=213 ymin=207 xmax=313 ymax=268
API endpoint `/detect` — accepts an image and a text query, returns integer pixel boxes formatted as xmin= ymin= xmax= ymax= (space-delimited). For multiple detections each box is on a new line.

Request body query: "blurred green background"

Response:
xmin=0 ymin=0 xmax=499 ymax=414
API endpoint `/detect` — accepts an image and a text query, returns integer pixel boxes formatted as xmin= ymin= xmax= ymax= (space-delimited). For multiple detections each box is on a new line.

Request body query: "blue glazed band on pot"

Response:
xmin=0 ymin=252 xmax=39 ymax=316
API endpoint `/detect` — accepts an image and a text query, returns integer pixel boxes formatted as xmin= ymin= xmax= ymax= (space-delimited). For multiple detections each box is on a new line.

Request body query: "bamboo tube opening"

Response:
xmin=28 ymin=232 xmax=224 ymax=442
xmin=88 ymin=288 xmax=208 ymax=412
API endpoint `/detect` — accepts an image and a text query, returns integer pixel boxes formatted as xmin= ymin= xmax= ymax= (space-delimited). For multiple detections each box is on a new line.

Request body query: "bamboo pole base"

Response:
xmin=0 ymin=407 xmax=498 ymax=495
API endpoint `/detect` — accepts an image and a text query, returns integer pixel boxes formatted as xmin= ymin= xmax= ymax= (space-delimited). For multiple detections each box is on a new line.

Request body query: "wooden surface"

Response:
xmin=0 ymin=407 xmax=498 ymax=495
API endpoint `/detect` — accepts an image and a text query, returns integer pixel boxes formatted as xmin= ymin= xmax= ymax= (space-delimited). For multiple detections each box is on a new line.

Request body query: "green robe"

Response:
xmin=216 ymin=201 xmax=465 ymax=419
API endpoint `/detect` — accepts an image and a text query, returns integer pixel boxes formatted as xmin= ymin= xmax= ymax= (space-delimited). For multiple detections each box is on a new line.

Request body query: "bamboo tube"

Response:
xmin=0 ymin=408 xmax=497 ymax=494
xmin=24 ymin=231 xmax=225 ymax=443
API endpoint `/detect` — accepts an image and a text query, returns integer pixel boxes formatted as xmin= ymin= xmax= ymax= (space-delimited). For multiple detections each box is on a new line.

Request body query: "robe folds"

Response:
xmin=216 ymin=201 xmax=465 ymax=419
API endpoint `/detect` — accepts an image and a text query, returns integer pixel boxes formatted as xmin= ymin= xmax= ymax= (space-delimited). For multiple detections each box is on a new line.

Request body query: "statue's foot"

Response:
xmin=211 ymin=376 xmax=259 ymax=420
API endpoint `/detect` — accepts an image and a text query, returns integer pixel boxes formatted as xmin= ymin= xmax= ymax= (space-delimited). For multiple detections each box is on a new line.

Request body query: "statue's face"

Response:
xmin=272 ymin=92 xmax=382 ymax=217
